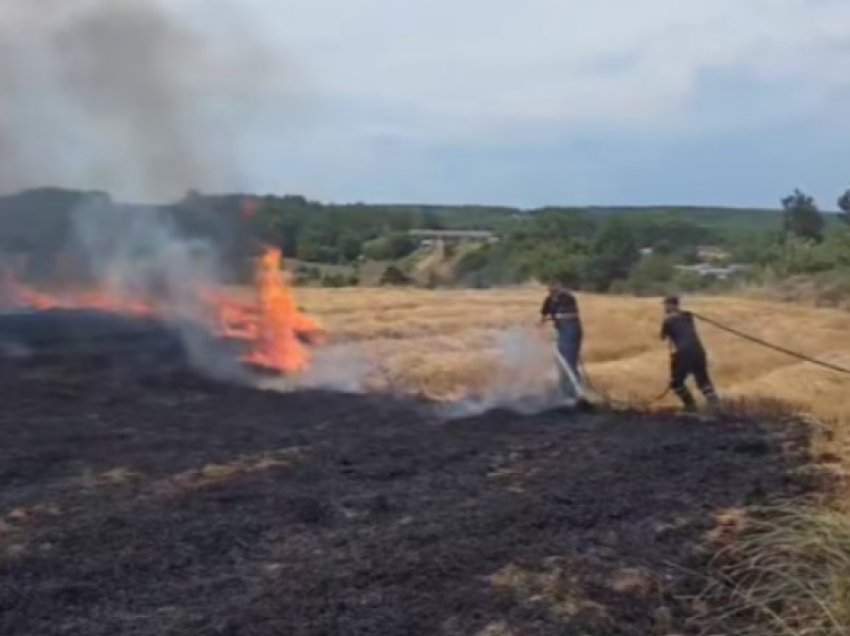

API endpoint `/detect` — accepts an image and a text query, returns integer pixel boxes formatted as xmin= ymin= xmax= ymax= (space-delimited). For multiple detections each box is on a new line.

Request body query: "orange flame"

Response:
xmin=2 ymin=273 xmax=156 ymax=315
xmin=242 ymin=248 xmax=324 ymax=373
xmin=0 ymin=247 xmax=323 ymax=375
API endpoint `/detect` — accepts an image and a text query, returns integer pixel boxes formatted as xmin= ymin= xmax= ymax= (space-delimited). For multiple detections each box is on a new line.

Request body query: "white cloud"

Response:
xmin=224 ymin=0 xmax=850 ymax=142
xmin=4 ymin=0 xmax=850 ymax=202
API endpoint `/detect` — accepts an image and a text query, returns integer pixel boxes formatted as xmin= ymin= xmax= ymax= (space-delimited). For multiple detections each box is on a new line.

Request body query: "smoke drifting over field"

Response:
xmin=440 ymin=327 xmax=565 ymax=417
xmin=0 ymin=0 xmax=281 ymax=200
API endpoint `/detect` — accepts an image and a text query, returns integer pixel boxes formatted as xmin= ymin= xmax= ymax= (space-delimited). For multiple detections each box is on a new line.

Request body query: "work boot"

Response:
xmin=674 ymin=386 xmax=697 ymax=412
xmin=576 ymin=396 xmax=594 ymax=411
xmin=701 ymin=386 xmax=720 ymax=413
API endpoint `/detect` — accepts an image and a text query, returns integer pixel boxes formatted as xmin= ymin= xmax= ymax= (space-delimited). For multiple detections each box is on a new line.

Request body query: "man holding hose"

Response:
xmin=660 ymin=295 xmax=720 ymax=411
xmin=540 ymin=281 xmax=584 ymax=399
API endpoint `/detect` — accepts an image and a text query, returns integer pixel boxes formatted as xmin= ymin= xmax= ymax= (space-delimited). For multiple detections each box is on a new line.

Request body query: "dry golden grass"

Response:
xmin=702 ymin=506 xmax=850 ymax=636
xmin=293 ymin=286 xmax=850 ymax=425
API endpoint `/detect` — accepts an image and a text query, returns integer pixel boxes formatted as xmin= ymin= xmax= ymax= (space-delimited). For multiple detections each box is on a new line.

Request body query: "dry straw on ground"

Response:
xmin=295 ymin=286 xmax=850 ymax=422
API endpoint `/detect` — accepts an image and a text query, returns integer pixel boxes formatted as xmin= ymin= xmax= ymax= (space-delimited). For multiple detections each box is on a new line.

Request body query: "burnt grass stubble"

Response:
xmin=0 ymin=356 xmax=816 ymax=636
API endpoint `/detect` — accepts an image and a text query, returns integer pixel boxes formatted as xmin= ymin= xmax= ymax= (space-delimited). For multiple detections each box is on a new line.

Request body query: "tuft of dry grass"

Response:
xmin=702 ymin=507 xmax=850 ymax=636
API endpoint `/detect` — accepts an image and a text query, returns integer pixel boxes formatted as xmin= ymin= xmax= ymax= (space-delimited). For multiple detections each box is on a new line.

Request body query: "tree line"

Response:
xmin=455 ymin=187 xmax=850 ymax=294
xmin=1 ymin=186 xmax=849 ymax=293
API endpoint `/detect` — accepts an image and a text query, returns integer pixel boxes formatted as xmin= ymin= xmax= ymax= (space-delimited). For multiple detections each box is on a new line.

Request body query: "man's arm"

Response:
xmin=539 ymin=296 xmax=552 ymax=324
xmin=660 ymin=320 xmax=676 ymax=353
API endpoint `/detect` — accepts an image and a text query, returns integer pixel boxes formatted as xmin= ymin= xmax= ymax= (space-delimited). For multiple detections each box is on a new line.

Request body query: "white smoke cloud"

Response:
xmin=252 ymin=326 xmax=573 ymax=416
xmin=71 ymin=201 xmax=219 ymax=319
xmin=0 ymin=0 xmax=287 ymax=200
xmin=438 ymin=327 xmax=570 ymax=418
xmin=68 ymin=198 xmax=247 ymax=379
xmin=258 ymin=342 xmax=380 ymax=394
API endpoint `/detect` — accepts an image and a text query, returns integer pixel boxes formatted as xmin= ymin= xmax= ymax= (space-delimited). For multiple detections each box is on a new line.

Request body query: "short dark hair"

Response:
xmin=663 ymin=295 xmax=680 ymax=307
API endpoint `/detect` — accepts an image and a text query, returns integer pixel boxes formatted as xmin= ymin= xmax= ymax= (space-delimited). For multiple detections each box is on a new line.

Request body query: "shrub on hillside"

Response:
xmin=766 ymin=235 xmax=843 ymax=277
xmin=747 ymin=268 xmax=850 ymax=309
xmin=456 ymin=244 xmax=527 ymax=287
xmin=320 ymin=272 xmax=359 ymax=288
xmin=363 ymin=234 xmax=418 ymax=261
xmin=297 ymin=242 xmax=339 ymax=263
xmin=295 ymin=265 xmax=322 ymax=284
xmin=621 ymin=254 xmax=676 ymax=296
xmin=379 ymin=265 xmax=411 ymax=286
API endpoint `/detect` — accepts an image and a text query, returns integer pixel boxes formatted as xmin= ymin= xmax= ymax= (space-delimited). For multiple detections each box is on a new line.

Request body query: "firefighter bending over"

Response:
xmin=660 ymin=295 xmax=719 ymax=411
xmin=540 ymin=282 xmax=583 ymax=383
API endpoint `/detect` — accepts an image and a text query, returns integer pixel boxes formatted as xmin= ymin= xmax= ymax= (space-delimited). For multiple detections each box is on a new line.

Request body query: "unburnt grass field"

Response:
xmin=297 ymin=287 xmax=850 ymax=425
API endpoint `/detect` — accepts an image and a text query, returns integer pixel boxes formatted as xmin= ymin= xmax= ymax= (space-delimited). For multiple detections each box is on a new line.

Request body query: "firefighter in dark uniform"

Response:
xmin=540 ymin=282 xmax=583 ymax=385
xmin=660 ymin=295 xmax=719 ymax=411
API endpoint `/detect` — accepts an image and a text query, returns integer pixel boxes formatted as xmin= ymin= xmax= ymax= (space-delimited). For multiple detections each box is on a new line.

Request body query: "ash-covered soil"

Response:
xmin=0 ymin=359 xmax=815 ymax=635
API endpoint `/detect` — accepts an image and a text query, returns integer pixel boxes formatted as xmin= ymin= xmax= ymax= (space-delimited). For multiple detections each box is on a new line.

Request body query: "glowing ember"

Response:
xmin=0 ymin=247 xmax=324 ymax=375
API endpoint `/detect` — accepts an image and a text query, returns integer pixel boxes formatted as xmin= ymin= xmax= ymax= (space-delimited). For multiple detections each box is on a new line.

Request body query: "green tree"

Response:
xmin=652 ymin=239 xmax=673 ymax=256
xmin=727 ymin=230 xmax=779 ymax=265
xmin=585 ymin=219 xmax=640 ymax=291
xmin=296 ymin=238 xmax=338 ymax=263
xmin=420 ymin=209 xmax=444 ymax=229
xmin=768 ymin=235 xmax=836 ymax=276
xmin=339 ymin=234 xmax=363 ymax=262
xmin=838 ymin=189 xmax=850 ymax=226
xmin=626 ymin=253 xmax=676 ymax=294
xmin=456 ymin=243 xmax=526 ymax=286
xmin=672 ymin=268 xmax=711 ymax=293
xmin=781 ymin=189 xmax=824 ymax=242
xmin=362 ymin=233 xmax=418 ymax=260
xmin=538 ymin=253 xmax=588 ymax=289
xmin=320 ymin=272 xmax=354 ymax=288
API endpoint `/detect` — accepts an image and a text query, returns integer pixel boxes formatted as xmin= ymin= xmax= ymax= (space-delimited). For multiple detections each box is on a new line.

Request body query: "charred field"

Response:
xmin=0 ymin=357 xmax=821 ymax=636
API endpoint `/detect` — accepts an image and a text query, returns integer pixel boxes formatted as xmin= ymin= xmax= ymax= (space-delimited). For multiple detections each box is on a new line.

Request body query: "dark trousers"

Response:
xmin=554 ymin=320 xmax=583 ymax=398
xmin=670 ymin=347 xmax=718 ymax=409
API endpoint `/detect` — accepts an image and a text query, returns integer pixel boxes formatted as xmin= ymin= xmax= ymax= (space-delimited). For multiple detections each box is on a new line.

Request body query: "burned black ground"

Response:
xmin=0 ymin=359 xmax=814 ymax=635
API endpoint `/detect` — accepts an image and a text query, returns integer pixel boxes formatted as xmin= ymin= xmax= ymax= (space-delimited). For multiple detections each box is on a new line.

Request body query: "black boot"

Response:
xmin=701 ymin=385 xmax=720 ymax=411
xmin=576 ymin=396 xmax=594 ymax=411
xmin=674 ymin=386 xmax=697 ymax=412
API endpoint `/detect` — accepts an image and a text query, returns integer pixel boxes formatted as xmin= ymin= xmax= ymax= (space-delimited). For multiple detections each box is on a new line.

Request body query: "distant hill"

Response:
xmin=0 ymin=188 xmax=796 ymax=243
xmin=562 ymin=205 xmax=785 ymax=232
xmin=367 ymin=203 xmax=797 ymax=234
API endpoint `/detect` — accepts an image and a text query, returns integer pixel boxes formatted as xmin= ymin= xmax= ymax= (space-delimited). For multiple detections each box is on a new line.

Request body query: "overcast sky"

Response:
xmin=5 ymin=0 xmax=850 ymax=207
